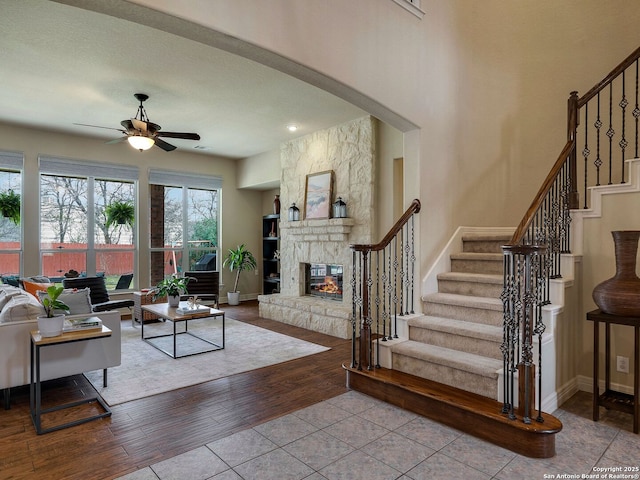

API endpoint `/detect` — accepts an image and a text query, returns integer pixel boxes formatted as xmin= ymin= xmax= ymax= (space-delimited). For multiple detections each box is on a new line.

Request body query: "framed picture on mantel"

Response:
xmin=304 ymin=170 xmax=334 ymax=220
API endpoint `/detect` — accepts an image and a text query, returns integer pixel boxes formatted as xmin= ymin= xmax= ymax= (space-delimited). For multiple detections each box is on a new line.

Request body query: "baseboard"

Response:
xmin=576 ymin=374 xmax=635 ymax=396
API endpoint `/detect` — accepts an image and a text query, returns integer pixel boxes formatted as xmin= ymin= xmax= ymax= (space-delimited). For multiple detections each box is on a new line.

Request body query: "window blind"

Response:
xmin=39 ymin=155 xmax=139 ymax=181
xmin=0 ymin=151 xmax=24 ymax=170
xmin=148 ymin=169 xmax=222 ymax=190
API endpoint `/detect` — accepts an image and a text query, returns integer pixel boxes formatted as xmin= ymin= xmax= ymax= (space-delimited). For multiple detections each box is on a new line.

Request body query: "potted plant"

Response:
xmin=0 ymin=189 xmax=20 ymax=225
xmin=104 ymin=200 xmax=134 ymax=229
xmin=37 ymin=285 xmax=70 ymax=337
xmin=223 ymin=244 xmax=257 ymax=305
xmin=153 ymin=274 xmax=190 ymax=307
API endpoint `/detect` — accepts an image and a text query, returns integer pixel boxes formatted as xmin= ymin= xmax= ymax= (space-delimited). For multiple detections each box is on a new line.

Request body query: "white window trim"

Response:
xmin=392 ymin=0 xmax=425 ymax=19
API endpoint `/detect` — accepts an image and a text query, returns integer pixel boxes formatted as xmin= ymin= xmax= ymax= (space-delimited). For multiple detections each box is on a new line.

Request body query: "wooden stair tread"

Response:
xmin=344 ymin=363 xmax=562 ymax=458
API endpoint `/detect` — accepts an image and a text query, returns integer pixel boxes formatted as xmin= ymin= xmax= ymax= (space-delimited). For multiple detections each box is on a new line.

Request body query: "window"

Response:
xmin=149 ymin=169 xmax=221 ymax=285
xmin=39 ymin=156 xmax=138 ymax=289
xmin=0 ymin=151 xmax=23 ymax=285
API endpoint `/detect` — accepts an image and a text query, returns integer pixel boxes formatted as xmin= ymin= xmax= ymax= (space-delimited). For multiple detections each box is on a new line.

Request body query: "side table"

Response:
xmin=133 ymin=291 xmax=166 ymax=325
xmin=587 ymin=309 xmax=639 ymax=433
xmin=30 ymin=326 xmax=113 ymax=434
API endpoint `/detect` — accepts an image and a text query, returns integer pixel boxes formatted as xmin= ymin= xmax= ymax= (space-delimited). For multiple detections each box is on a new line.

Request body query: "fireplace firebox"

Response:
xmin=305 ymin=263 xmax=343 ymax=301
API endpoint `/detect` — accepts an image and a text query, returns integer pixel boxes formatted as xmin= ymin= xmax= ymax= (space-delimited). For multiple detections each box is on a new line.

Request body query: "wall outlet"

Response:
xmin=616 ymin=355 xmax=630 ymax=374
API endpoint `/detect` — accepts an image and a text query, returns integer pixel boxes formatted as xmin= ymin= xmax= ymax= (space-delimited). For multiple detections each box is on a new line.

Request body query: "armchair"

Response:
xmin=181 ymin=271 xmax=219 ymax=308
xmin=62 ymin=276 xmax=134 ymax=313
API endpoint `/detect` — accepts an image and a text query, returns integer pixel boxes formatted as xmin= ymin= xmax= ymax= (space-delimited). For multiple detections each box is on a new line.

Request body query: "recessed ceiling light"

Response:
xmin=286 ymin=124 xmax=298 ymax=132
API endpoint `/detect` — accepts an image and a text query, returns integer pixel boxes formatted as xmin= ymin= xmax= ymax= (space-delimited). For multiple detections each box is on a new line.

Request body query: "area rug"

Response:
xmin=84 ymin=317 xmax=329 ymax=406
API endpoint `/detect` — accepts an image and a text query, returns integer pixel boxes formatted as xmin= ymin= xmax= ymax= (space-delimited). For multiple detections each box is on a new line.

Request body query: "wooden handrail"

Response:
xmin=351 ymin=199 xmax=421 ymax=252
xmin=577 ymin=45 xmax=640 ymax=107
xmin=509 ymin=140 xmax=575 ymax=245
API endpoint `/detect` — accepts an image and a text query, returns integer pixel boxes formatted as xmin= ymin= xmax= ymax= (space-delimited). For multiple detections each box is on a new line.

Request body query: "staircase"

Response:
xmin=390 ymin=233 xmax=507 ymax=398
xmin=345 ymin=230 xmax=562 ymax=458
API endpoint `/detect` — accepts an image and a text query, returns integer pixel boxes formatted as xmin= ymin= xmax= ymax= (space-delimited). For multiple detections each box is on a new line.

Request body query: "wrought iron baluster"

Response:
xmin=620 ymin=71 xmax=628 ymax=183
xmin=594 ymin=92 xmax=603 ymax=187
xmin=393 ymin=236 xmax=399 ymax=338
xmin=583 ymin=103 xmax=590 ymax=208
xmin=399 ymin=225 xmax=405 ymax=316
xmin=607 ymin=82 xmax=614 ymax=184
xmin=375 ymin=250 xmax=381 ymax=367
xmin=350 ymin=250 xmax=358 ymax=368
xmin=635 ymin=60 xmax=640 ymax=159
xmin=410 ymin=214 xmax=416 ymax=314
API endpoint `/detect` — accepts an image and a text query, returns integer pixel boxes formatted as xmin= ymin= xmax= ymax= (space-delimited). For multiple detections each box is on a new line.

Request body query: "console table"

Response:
xmin=30 ymin=326 xmax=112 ymax=434
xmin=587 ymin=309 xmax=639 ymax=433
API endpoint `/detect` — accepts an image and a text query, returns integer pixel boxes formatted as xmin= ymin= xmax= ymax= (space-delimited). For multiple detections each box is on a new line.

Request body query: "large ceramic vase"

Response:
xmin=592 ymin=230 xmax=640 ymax=317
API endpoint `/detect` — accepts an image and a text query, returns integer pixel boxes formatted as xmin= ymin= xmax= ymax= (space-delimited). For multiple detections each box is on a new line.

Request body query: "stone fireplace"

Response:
xmin=258 ymin=116 xmax=375 ymax=338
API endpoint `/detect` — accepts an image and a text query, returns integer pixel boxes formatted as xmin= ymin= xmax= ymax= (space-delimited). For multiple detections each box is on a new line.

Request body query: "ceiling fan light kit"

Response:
xmin=127 ymin=135 xmax=155 ymax=151
xmin=75 ymin=93 xmax=200 ymax=152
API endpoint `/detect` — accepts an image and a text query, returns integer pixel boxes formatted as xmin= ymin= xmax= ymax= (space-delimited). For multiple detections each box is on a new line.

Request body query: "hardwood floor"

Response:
xmin=0 ymin=300 xmax=351 ymax=480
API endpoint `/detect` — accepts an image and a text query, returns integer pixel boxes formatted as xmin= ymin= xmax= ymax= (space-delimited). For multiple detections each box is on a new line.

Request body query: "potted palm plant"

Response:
xmin=104 ymin=200 xmax=134 ymax=229
xmin=223 ymin=244 xmax=257 ymax=305
xmin=37 ymin=285 xmax=70 ymax=337
xmin=0 ymin=189 xmax=20 ymax=225
xmin=153 ymin=274 xmax=190 ymax=307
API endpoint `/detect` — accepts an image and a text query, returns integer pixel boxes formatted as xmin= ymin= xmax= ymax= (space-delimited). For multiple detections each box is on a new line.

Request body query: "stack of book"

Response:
xmin=63 ymin=316 xmax=102 ymax=332
xmin=176 ymin=305 xmax=210 ymax=315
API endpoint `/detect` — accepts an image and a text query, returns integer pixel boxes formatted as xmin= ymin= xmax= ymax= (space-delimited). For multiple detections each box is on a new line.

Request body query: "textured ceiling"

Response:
xmin=0 ymin=0 xmax=366 ymax=159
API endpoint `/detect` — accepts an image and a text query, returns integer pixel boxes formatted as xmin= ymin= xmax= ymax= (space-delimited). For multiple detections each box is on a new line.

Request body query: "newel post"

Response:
xmin=358 ymin=250 xmax=372 ymax=370
xmin=501 ymin=244 xmax=547 ymax=424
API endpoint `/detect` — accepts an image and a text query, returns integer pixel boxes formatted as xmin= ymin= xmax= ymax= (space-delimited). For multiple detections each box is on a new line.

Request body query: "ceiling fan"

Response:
xmin=75 ymin=93 xmax=201 ymax=152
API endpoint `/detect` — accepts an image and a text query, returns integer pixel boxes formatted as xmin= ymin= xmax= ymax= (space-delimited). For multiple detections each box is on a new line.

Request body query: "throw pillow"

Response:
xmin=22 ymin=279 xmax=52 ymax=298
xmin=0 ymin=287 xmax=23 ymax=311
xmin=0 ymin=293 xmax=46 ymax=323
xmin=37 ymin=288 xmax=92 ymax=315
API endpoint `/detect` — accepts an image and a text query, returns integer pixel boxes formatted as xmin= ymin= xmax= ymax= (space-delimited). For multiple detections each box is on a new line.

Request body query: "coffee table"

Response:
xmin=141 ymin=302 xmax=225 ymax=358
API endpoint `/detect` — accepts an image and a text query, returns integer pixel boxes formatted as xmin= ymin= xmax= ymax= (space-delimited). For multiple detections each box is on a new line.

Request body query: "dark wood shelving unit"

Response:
xmin=262 ymin=214 xmax=280 ymax=294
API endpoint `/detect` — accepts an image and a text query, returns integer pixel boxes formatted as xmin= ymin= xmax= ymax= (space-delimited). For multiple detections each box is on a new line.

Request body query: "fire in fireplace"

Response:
xmin=305 ymin=263 xmax=343 ymax=301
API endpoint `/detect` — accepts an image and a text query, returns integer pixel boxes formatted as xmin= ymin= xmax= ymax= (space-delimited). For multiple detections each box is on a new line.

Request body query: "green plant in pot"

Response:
xmin=153 ymin=274 xmax=190 ymax=307
xmin=37 ymin=285 xmax=70 ymax=337
xmin=0 ymin=189 xmax=21 ymax=225
xmin=104 ymin=200 xmax=134 ymax=229
xmin=223 ymin=244 xmax=257 ymax=305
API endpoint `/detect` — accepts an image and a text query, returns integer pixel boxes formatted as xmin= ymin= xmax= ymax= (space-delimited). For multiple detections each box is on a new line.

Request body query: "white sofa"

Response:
xmin=1 ymin=309 xmax=121 ymax=408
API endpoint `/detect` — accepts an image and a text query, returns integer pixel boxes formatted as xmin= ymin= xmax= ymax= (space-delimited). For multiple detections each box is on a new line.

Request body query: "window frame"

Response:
xmin=38 ymin=156 xmax=139 ymax=288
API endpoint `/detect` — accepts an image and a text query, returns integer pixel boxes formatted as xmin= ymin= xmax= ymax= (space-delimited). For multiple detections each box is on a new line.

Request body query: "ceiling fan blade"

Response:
xmin=74 ymin=122 xmax=126 ymax=133
xmin=105 ymin=136 xmax=128 ymax=145
xmin=154 ymin=138 xmax=177 ymax=152
xmin=157 ymin=131 xmax=201 ymax=141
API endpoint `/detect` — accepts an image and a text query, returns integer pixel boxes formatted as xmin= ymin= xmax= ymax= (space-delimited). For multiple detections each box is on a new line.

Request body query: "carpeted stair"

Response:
xmin=391 ymin=233 xmax=511 ymax=399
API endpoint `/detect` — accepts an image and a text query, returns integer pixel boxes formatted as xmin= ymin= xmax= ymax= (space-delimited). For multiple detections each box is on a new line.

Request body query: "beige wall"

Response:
xmin=237 ymin=150 xmax=280 ymax=190
xmin=0 ymin=121 xmax=262 ymax=299
xmin=117 ymin=0 xmax=640 ymax=280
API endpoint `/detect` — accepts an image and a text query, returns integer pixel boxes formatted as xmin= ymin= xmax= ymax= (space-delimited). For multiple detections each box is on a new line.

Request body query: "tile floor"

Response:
xmin=116 ymin=391 xmax=640 ymax=480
